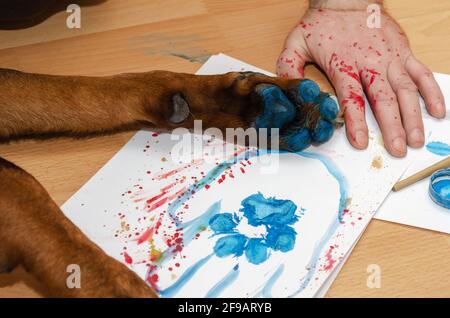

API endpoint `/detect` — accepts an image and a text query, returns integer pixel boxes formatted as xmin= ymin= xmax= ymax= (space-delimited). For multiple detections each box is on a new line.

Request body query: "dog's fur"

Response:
xmin=0 ymin=68 xmax=321 ymax=297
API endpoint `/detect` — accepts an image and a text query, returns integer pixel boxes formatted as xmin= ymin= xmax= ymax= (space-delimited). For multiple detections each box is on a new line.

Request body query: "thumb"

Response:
xmin=276 ymin=27 xmax=309 ymax=79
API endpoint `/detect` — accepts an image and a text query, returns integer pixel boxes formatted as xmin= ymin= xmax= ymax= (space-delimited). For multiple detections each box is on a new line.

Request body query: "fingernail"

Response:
xmin=354 ymin=130 xmax=368 ymax=148
xmin=408 ymin=128 xmax=424 ymax=148
xmin=435 ymin=101 xmax=446 ymax=118
xmin=392 ymin=137 xmax=407 ymax=156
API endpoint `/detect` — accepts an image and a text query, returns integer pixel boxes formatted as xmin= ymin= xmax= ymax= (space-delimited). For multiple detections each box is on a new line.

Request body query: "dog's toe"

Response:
xmin=280 ymin=81 xmax=339 ymax=151
xmin=318 ymin=94 xmax=339 ymax=121
xmin=311 ymin=118 xmax=335 ymax=143
xmin=254 ymin=84 xmax=297 ymax=130
xmin=291 ymin=79 xmax=321 ymax=104
xmin=280 ymin=127 xmax=312 ymax=152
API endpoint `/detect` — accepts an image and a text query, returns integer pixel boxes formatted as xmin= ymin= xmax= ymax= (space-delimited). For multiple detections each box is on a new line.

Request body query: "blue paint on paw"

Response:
xmin=209 ymin=213 xmax=237 ymax=234
xmin=214 ymin=234 xmax=247 ymax=258
xmin=319 ymin=96 xmax=339 ymax=121
xmin=266 ymin=225 xmax=297 ymax=253
xmin=252 ymin=79 xmax=338 ymax=153
xmin=312 ymin=119 xmax=334 ymax=143
xmin=245 ymin=238 xmax=269 ymax=265
xmin=297 ymin=80 xmax=320 ymax=103
xmin=255 ymin=85 xmax=296 ymax=130
xmin=240 ymin=193 xmax=298 ymax=227
xmin=282 ymin=128 xmax=311 ymax=152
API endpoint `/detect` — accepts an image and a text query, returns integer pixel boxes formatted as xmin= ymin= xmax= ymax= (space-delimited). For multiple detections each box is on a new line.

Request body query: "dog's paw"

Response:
xmin=249 ymin=75 xmax=340 ymax=152
xmin=155 ymin=71 xmax=340 ymax=152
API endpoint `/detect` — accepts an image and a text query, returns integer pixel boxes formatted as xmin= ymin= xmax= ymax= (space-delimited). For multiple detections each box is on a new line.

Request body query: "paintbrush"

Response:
xmin=393 ymin=156 xmax=450 ymax=191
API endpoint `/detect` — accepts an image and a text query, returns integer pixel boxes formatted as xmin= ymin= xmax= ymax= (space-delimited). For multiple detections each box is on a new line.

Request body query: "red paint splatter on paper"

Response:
xmin=123 ymin=252 xmax=133 ymax=265
xmin=323 ymin=245 xmax=337 ymax=271
xmin=155 ymin=159 xmax=203 ymax=181
xmin=147 ymin=273 xmax=159 ymax=290
xmin=137 ymin=227 xmax=155 ymax=245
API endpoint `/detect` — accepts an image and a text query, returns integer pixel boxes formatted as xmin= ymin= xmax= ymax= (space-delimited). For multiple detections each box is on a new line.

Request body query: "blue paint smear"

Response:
xmin=159 ymin=253 xmax=214 ymax=298
xmin=154 ymin=201 xmax=221 ymax=273
xmin=154 ymin=148 xmax=347 ymax=297
xmin=241 ymin=193 xmax=298 ymax=227
xmin=287 ymin=151 xmax=348 ymax=297
xmin=266 ymin=225 xmax=297 ymax=253
xmin=214 ymin=234 xmax=247 ymax=258
xmin=146 ymin=202 xmax=221 ymax=295
xmin=245 ymin=238 xmax=269 ymax=265
xmin=182 ymin=201 xmax=222 ymax=241
xmin=262 ymin=264 xmax=285 ymax=298
xmin=205 ymin=264 xmax=240 ymax=298
xmin=167 ymin=150 xmax=255 ymax=224
xmin=209 ymin=213 xmax=237 ymax=234
xmin=426 ymin=141 xmax=450 ymax=156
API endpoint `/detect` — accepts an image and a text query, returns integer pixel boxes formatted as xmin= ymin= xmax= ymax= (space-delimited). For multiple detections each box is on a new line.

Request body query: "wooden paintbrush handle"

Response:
xmin=393 ymin=156 xmax=450 ymax=192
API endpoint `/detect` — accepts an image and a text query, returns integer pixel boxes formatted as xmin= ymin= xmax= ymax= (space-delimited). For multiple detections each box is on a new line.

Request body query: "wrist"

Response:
xmin=310 ymin=0 xmax=383 ymax=10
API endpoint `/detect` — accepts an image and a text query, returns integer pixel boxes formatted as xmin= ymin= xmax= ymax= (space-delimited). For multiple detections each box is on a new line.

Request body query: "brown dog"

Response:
xmin=0 ymin=68 xmax=332 ymax=297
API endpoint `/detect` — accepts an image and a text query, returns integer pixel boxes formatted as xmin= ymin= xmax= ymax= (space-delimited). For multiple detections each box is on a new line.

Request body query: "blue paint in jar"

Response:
xmin=429 ymin=168 xmax=450 ymax=210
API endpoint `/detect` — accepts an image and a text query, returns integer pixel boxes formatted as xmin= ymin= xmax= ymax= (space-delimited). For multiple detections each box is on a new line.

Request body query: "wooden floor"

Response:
xmin=0 ymin=0 xmax=449 ymax=297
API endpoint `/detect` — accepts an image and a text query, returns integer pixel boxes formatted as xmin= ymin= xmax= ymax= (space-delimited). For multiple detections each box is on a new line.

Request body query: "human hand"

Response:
xmin=277 ymin=0 xmax=446 ymax=157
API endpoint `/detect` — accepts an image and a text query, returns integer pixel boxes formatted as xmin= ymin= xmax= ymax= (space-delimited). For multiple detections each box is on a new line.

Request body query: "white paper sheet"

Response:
xmin=61 ymin=54 xmax=410 ymax=298
xmin=374 ymin=73 xmax=450 ymax=234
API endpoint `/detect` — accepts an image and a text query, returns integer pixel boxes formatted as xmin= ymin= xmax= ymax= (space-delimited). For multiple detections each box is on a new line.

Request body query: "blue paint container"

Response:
xmin=429 ymin=168 xmax=450 ymax=210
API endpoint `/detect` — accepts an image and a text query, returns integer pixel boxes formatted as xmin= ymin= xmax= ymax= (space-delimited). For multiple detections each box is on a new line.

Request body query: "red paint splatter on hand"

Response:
xmin=338 ymin=63 xmax=360 ymax=83
xmin=344 ymin=91 xmax=365 ymax=110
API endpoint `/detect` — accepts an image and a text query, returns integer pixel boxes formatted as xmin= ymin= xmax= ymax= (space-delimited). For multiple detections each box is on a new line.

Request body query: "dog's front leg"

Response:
xmin=0 ymin=69 xmax=339 ymax=149
xmin=0 ymin=157 xmax=156 ymax=297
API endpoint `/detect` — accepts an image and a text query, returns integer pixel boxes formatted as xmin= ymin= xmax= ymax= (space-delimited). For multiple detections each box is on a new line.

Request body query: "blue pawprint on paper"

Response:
xmin=208 ymin=193 xmax=299 ymax=265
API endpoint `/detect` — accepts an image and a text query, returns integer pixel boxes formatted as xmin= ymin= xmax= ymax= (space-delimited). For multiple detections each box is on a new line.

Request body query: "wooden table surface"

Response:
xmin=0 ymin=0 xmax=449 ymax=298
